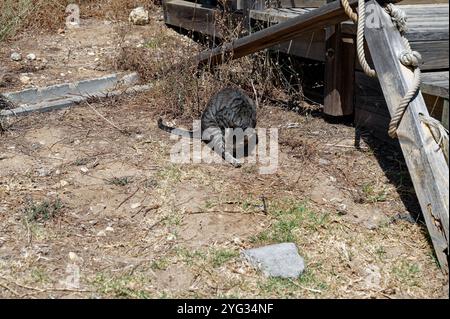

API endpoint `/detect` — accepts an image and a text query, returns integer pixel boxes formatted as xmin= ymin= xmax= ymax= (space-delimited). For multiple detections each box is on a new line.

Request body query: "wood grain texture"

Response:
xmin=194 ymin=0 xmax=369 ymax=67
xmin=365 ymin=0 xmax=449 ymax=272
xmin=324 ymin=25 xmax=355 ymax=116
xmin=164 ymin=0 xmax=221 ymax=38
xmin=421 ymin=71 xmax=449 ymax=99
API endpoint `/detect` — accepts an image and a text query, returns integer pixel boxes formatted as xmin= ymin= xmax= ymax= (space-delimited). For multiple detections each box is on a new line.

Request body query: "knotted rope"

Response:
xmin=384 ymin=3 xmax=423 ymax=138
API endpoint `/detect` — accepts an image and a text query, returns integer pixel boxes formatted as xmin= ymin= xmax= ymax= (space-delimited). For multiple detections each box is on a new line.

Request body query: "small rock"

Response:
xmin=26 ymin=53 xmax=36 ymax=61
xmin=130 ymin=202 xmax=141 ymax=209
xmin=90 ymin=204 xmax=106 ymax=214
xmin=362 ymin=208 xmax=390 ymax=230
xmin=10 ymin=52 xmax=22 ymax=61
xmin=363 ymin=264 xmax=381 ymax=289
xmin=105 ymin=226 xmax=114 ymax=232
xmin=336 ymin=203 xmax=348 ymax=215
xmin=166 ymin=233 xmax=176 ymax=241
xmin=68 ymin=252 xmax=82 ymax=263
xmin=96 ymin=230 xmax=106 ymax=237
xmin=242 ymin=243 xmax=305 ymax=278
xmin=60 ymin=180 xmax=69 ymax=187
xmin=19 ymin=74 xmax=31 ymax=84
xmin=37 ymin=168 xmax=51 ymax=177
xmin=237 ymin=267 xmax=246 ymax=274
xmin=80 ymin=167 xmax=89 ymax=173
xmin=233 ymin=237 xmax=241 ymax=244
xmin=318 ymin=158 xmax=330 ymax=165
xmin=129 ymin=7 xmax=149 ymax=25
xmin=392 ymin=212 xmax=416 ymax=224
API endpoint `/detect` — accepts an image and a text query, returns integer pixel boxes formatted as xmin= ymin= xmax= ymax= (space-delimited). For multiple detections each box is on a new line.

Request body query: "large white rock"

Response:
xmin=129 ymin=7 xmax=149 ymax=25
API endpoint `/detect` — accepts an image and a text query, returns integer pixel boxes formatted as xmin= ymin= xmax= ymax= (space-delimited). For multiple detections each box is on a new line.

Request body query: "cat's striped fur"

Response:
xmin=158 ymin=88 xmax=257 ymax=167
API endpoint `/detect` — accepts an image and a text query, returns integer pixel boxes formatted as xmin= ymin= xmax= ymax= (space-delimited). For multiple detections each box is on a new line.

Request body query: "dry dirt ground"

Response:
xmin=0 ymin=7 xmax=448 ymax=299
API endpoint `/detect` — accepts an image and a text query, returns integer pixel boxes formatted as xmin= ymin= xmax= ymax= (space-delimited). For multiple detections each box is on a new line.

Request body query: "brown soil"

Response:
xmin=0 ymin=6 xmax=448 ymax=299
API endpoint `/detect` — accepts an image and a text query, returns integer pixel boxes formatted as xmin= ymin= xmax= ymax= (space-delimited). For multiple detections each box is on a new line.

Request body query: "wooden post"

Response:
xmin=324 ymin=24 xmax=356 ymax=116
xmin=365 ymin=0 xmax=449 ymax=272
xmin=241 ymin=0 xmax=265 ymax=31
xmin=443 ymin=99 xmax=449 ymax=130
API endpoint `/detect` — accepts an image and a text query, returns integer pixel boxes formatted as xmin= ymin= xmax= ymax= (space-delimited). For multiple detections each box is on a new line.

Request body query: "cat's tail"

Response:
xmin=157 ymin=118 xmax=195 ymax=138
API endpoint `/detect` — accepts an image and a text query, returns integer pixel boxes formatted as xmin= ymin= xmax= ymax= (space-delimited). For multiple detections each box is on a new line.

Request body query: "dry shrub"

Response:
xmin=0 ymin=0 xmax=160 ymax=41
xmin=113 ymin=46 xmax=160 ymax=82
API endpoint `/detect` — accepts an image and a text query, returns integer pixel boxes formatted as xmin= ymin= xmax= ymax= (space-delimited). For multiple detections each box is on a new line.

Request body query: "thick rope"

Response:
xmin=341 ymin=0 xmax=358 ymax=23
xmin=420 ymin=114 xmax=449 ymax=165
xmin=387 ymin=68 xmax=421 ymax=137
xmin=341 ymin=0 xmax=377 ymax=77
xmin=385 ymin=3 xmax=423 ymax=138
xmin=356 ymin=0 xmax=377 ymax=77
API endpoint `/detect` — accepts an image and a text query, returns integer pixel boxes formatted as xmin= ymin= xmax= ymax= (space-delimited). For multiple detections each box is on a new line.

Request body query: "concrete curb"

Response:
xmin=0 ymin=72 xmax=149 ymax=117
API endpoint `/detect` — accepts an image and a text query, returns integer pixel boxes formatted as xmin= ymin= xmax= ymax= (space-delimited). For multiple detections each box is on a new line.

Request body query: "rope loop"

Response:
xmin=385 ymin=3 xmax=408 ymax=33
xmin=399 ymin=50 xmax=422 ymax=68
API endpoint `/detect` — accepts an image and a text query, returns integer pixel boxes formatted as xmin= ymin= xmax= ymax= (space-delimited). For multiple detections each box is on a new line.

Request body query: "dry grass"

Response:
xmin=0 ymin=3 xmax=447 ymax=300
xmin=0 ymin=0 xmax=160 ymax=42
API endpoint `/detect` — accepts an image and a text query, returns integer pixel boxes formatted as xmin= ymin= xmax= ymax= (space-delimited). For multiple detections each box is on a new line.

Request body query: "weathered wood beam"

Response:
xmin=194 ymin=0 xmax=369 ymax=67
xmin=324 ymin=25 xmax=356 ymax=116
xmin=365 ymin=0 xmax=449 ymax=272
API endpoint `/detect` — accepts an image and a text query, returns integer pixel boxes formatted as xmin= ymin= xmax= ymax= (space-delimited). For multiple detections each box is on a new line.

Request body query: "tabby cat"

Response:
xmin=158 ymin=88 xmax=257 ymax=167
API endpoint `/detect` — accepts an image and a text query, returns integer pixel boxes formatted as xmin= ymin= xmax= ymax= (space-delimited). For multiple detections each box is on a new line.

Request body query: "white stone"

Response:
xmin=129 ymin=7 xmax=149 ymax=25
xmin=166 ymin=233 xmax=176 ymax=241
xmin=130 ymin=202 xmax=141 ymax=209
xmin=26 ymin=53 xmax=36 ymax=61
xmin=19 ymin=74 xmax=31 ymax=84
xmin=10 ymin=52 xmax=22 ymax=61
xmin=68 ymin=252 xmax=82 ymax=262
xmin=80 ymin=167 xmax=89 ymax=173
xmin=96 ymin=230 xmax=106 ymax=237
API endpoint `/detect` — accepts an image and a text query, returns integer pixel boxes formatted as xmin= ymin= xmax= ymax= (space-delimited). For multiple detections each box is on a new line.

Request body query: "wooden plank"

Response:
xmin=354 ymin=40 xmax=449 ymax=72
xmin=279 ymin=0 xmax=327 ymax=8
xmin=270 ymin=30 xmax=326 ymax=60
xmin=421 ymin=71 xmax=449 ymax=99
xmin=164 ymin=0 xmax=221 ymax=38
xmin=279 ymin=0 xmax=448 ymax=7
xmin=365 ymin=0 xmax=449 ymax=272
xmin=340 ymin=3 xmax=449 ymax=42
xmin=409 ymin=41 xmax=449 ymax=70
xmin=324 ymin=25 xmax=355 ymax=116
xmin=250 ymin=8 xmax=318 ymax=23
xmin=356 ymin=71 xmax=448 ymax=122
xmin=443 ymin=99 xmax=449 ymax=130
xmin=194 ymin=0 xmax=393 ymax=67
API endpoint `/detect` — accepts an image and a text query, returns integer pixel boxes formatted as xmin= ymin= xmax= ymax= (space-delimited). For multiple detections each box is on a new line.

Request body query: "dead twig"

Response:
xmin=0 ymin=281 xmax=20 ymax=296
xmin=116 ymin=187 xmax=140 ymax=210
xmin=148 ymin=216 xmax=168 ymax=233
xmin=288 ymin=279 xmax=323 ymax=294
xmin=0 ymin=275 xmax=92 ymax=295
xmin=84 ymin=99 xmax=129 ymax=135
